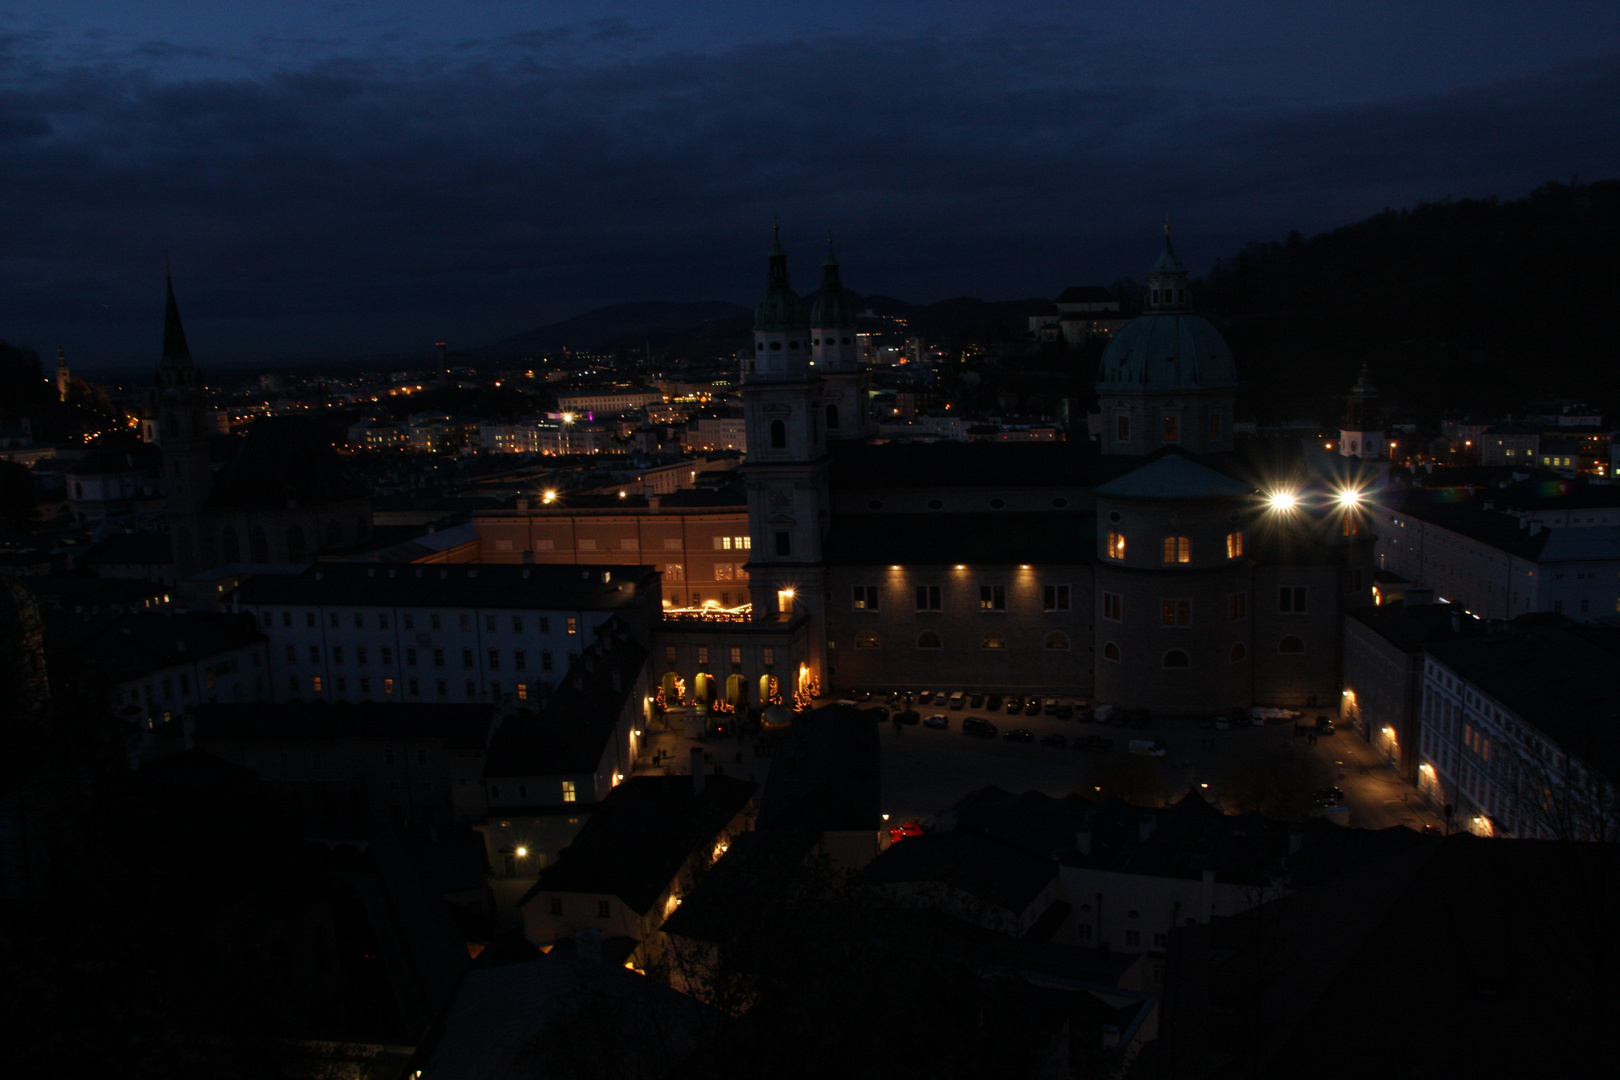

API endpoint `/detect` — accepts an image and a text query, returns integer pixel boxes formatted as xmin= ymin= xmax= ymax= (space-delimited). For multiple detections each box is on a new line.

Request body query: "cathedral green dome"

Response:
xmin=808 ymin=247 xmax=854 ymax=328
xmin=1096 ymin=312 xmax=1238 ymax=392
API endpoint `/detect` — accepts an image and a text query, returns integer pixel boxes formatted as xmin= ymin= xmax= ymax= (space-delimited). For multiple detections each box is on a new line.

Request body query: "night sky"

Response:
xmin=4 ymin=1 xmax=1620 ymax=370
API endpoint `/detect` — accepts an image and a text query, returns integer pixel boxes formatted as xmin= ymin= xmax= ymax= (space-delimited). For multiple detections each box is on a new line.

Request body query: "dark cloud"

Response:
xmin=1 ymin=25 xmax=1617 ymax=369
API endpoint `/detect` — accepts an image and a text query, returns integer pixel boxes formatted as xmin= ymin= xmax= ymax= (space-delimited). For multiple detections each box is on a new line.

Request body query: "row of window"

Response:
xmin=854 ymin=584 xmax=1072 ymax=612
xmin=302 ymin=674 xmax=541 ymax=700
xmin=287 ymin=643 xmax=559 ymax=672
xmin=260 ymin=609 xmax=576 ymax=634
xmin=1103 ymin=531 xmax=1245 ymax=563
xmin=1097 ymin=588 xmax=1304 ymax=625
xmin=492 ymin=779 xmax=577 ymax=805
xmin=855 ymin=630 xmax=1071 ymax=650
xmin=1098 ymin=638 xmax=1306 ymax=665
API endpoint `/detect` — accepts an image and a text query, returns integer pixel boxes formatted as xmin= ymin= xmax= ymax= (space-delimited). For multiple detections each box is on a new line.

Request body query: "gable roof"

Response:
xmin=522 ymin=773 xmax=756 ymax=915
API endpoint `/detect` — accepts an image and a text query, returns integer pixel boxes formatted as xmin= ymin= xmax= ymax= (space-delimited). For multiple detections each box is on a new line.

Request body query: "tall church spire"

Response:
xmin=163 ymin=272 xmax=191 ymax=362
xmin=1146 ymin=226 xmax=1190 ymax=312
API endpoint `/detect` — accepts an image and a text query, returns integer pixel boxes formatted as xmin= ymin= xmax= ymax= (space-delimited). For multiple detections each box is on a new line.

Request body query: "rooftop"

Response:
xmin=521 ymin=773 xmax=756 ymax=916
xmin=191 ymin=699 xmax=494 ymax=749
xmin=233 ymin=562 xmax=658 ymax=611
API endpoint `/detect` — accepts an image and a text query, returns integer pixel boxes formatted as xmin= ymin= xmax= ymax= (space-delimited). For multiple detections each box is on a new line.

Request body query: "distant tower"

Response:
xmin=1095 ymin=229 xmax=1238 ymax=456
xmin=1339 ymin=364 xmax=1383 ymax=459
xmin=155 ymin=271 xmax=215 ymax=577
xmin=808 ymin=236 xmax=868 ymax=442
xmin=742 ymin=227 xmax=830 ymax=678
xmin=55 ymin=347 xmax=70 ymax=403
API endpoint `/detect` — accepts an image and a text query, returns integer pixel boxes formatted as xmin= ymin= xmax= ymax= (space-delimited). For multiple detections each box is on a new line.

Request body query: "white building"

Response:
xmin=1419 ymin=620 xmax=1620 ymax=840
xmin=231 ymin=563 xmax=659 ymax=705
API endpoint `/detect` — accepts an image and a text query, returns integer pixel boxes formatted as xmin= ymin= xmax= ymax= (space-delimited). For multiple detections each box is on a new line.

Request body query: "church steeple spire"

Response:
xmin=1146 ymin=225 xmax=1191 ymax=312
xmin=158 ymin=269 xmax=198 ymax=390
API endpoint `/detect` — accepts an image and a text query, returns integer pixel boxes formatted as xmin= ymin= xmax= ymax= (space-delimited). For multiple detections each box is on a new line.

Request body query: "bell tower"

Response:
xmin=155 ymin=271 xmax=215 ymax=576
xmin=809 ymin=237 xmax=868 ymax=442
xmin=1339 ymin=364 xmax=1383 ymax=460
xmin=741 ymin=228 xmax=830 ymax=673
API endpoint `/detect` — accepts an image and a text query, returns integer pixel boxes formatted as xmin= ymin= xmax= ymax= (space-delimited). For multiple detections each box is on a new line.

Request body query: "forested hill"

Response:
xmin=1196 ymin=180 xmax=1620 ymax=424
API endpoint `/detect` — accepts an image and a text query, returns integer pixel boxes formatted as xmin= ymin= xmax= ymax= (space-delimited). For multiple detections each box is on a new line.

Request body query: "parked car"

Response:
xmin=1043 ymin=697 xmax=1060 ymax=716
xmin=1023 ymin=699 xmax=1041 ymax=716
xmin=894 ymin=709 xmax=921 ymax=725
xmin=1054 ymin=705 xmax=1074 ymax=720
xmin=1315 ymin=716 xmax=1335 ymax=734
xmin=916 ymin=691 xmax=932 ymax=705
xmin=962 ymin=716 xmax=998 ymax=738
xmin=1075 ymin=734 xmax=1113 ymax=751
xmin=924 ymin=713 xmax=949 ymax=729
xmin=1004 ymin=696 xmax=1023 ymax=715
xmin=948 ymin=691 xmax=966 ymax=710
xmin=969 ymin=692 xmax=985 ymax=708
xmin=985 ymin=693 xmax=1004 ymax=712
xmin=888 ymin=819 xmax=924 ymax=843
xmin=1041 ymin=733 xmax=1068 ymax=748
xmin=1127 ymin=739 xmax=1167 ymax=757
xmin=1004 ymin=729 xmax=1035 ymax=743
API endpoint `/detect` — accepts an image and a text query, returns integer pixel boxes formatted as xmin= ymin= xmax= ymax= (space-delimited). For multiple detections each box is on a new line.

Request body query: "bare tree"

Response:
xmin=1215 ymin=742 xmax=1331 ymax=821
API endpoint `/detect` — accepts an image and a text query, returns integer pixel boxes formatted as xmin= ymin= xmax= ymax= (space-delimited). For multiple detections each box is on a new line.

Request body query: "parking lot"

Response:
xmin=640 ymin=693 xmax=1436 ymax=836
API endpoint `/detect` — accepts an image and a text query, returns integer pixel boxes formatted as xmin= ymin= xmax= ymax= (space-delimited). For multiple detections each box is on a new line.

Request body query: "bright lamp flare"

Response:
xmin=1337 ymin=488 xmax=1363 ymax=506
xmin=1268 ymin=491 xmax=1297 ymax=510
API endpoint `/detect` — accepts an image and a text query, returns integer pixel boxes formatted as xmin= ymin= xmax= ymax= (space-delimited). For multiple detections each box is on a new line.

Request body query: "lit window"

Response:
xmin=384 ymin=678 xmax=395 ymax=695
xmin=562 ymin=780 xmax=577 ymax=803
xmin=856 ymin=631 xmax=879 ymax=649
xmin=852 ymin=585 xmax=880 ymax=610
xmin=1162 ymin=536 xmax=1190 ymax=564
xmin=1161 ymin=599 xmax=1192 ymax=626
xmin=1226 ymin=531 xmax=1243 ymax=558
xmin=311 ymin=676 xmax=323 ymax=693
xmin=1106 ymin=532 xmax=1126 ymax=559
xmin=981 ymin=632 xmax=1005 ymax=649
xmin=979 ymin=585 xmax=1006 ymax=611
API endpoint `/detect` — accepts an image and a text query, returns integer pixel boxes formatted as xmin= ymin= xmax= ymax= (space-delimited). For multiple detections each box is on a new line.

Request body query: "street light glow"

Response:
xmin=1268 ymin=491 xmax=1297 ymax=510
xmin=1337 ymin=488 xmax=1363 ymax=506
xmin=515 ymin=847 xmax=528 ymax=858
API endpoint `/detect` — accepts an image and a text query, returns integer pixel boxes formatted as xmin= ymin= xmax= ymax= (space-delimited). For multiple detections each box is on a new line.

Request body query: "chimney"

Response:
xmin=690 ymin=747 xmax=705 ymax=795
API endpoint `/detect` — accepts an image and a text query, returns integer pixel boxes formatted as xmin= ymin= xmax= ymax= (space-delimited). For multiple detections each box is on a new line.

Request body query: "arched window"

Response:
xmin=917 ymin=631 xmax=942 ymax=650
xmin=1103 ymin=641 xmax=1121 ymax=663
xmin=981 ymin=632 xmax=1005 ymax=650
xmin=285 ymin=524 xmax=307 ymax=562
xmin=1162 ymin=536 xmax=1190 ymax=563
xmin=855 ymin=631 xmax=879 ymax=649
xmin=326 ymin=520 xmax=343 ymax=547
xmin=220 ymin=526 xmax=240 ymax=563
xmin=770 ymin=419 xmax=786 ymax=449
xmin=1279 ymin=635 xmax=1305 ymax=654
xmin=1045 ymin=631 xmax=1069 ymax=650
xmin=1163 ymin=649 xmax=1190 ymax=668
xmin=1229 ymin=642 xmax=1247 ymax=662
xmin=249 ymin=526 xmax=268 ymax=563
xmin=825 ymin=403 xmax=839 ymax=429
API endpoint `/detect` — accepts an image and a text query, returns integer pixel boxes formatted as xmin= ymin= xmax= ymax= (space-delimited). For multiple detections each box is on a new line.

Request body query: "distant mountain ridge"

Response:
xmin=471 ymin=294 xmax=1054 ymax=360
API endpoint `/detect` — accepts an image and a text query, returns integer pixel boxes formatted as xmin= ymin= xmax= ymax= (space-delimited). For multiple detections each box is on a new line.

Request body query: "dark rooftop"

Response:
xmin=863 ymin=829 xmax=1058 ymax=916
xmin=829 ymin=440 xmax=1107 ymax=490
xmin=190 ymin=699 xmax=494 ymax=749
xmin=484 ymin=618 xmax=646 ymax=781
xmin=756 ymin=704 xmax=882 ymax=833
xmin=206 ymin=415 xmax=370 ymax=512
xmin=233 ymin=561 xmax=658 ymax=611
xmin=1344 ymin=601 xmax=1485 ymax=653
xmin=66 ymin=611 xmax=264 ymax=685
xmin=522 ymin=773 xmax=756 ymax=916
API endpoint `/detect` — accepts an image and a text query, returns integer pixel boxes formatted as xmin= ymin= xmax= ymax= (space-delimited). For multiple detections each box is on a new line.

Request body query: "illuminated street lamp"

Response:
xmin=1268 ymin=491 xmax=1297 ymax=510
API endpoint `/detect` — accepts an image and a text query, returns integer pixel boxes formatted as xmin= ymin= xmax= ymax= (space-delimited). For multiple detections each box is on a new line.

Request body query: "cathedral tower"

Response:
xmin=155 ymin=272 xmax=215 ymax=576
xmin=808 ymin=238 xmax=868 ymax=442
xmin=742 ymin=228 xmax=831 ymax=676
xmin=1338 ymin=364 xmax=1383 ymax=459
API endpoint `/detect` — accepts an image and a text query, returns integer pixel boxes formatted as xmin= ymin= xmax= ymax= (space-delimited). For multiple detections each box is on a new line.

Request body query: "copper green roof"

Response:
xmin=753 ymin=229 xmax=806 ymax=332
xmin=1096 ymin=312 xmax=1237 ymax=391
xmin=1092 ymin=453 xmax=1255 ymax=501
xmin=808 ymin=242 xmax=855 ymax=328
